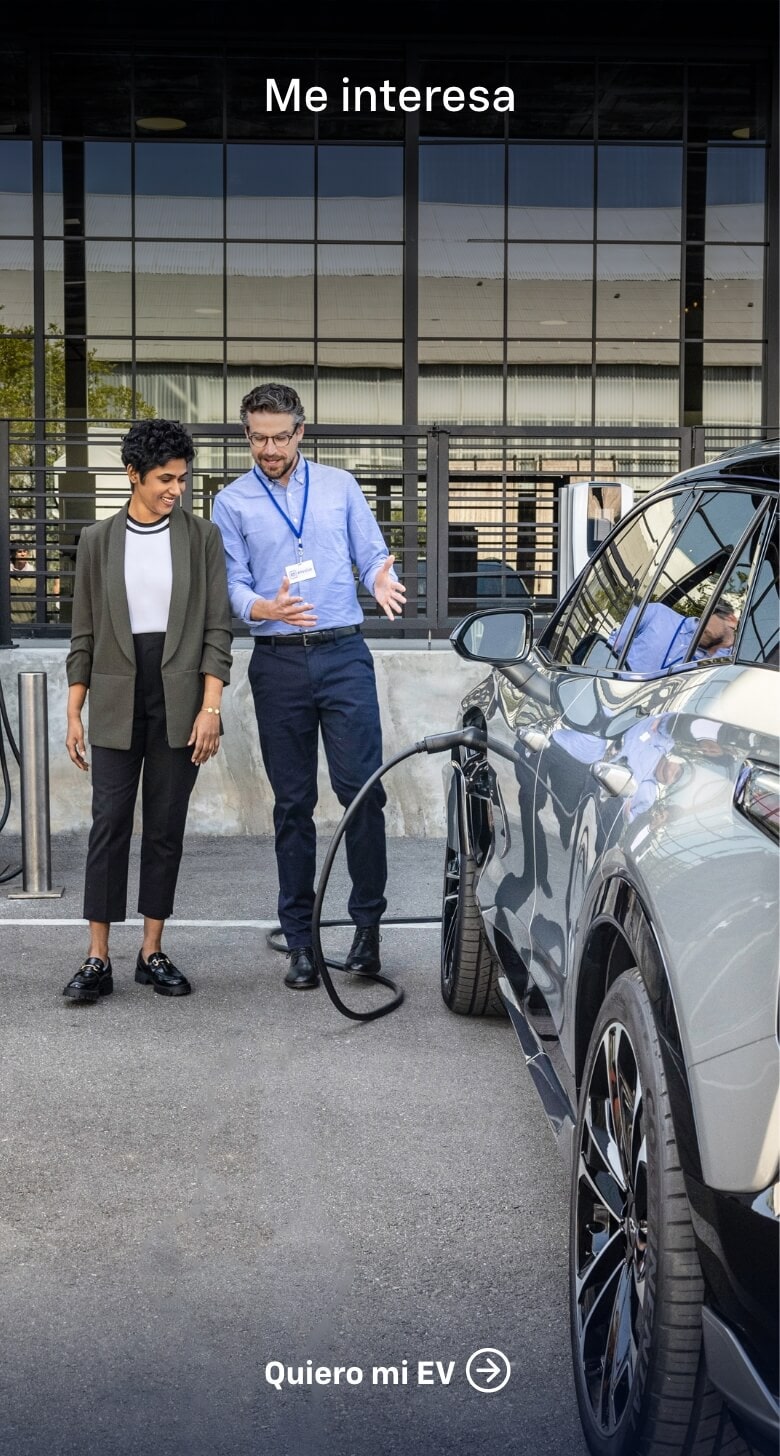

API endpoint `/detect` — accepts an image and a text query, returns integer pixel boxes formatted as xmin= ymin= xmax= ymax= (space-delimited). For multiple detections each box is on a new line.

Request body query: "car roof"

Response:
xmin=660 ymin=438 xmax=779 ymax=493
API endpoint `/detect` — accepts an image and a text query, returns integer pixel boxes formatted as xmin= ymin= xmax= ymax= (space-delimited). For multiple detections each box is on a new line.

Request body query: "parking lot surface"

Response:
xmin=0 ymin=834 xmax=588 ymax=1456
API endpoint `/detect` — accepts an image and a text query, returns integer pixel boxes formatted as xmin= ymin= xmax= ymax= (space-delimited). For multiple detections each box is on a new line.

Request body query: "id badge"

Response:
xmin=286 ymin=558 xmax=317 ymax=585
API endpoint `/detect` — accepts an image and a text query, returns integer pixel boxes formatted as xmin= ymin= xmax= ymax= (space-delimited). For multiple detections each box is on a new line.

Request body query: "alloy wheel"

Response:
xmin=573 ymin=1019 xmax=648 ymax=1436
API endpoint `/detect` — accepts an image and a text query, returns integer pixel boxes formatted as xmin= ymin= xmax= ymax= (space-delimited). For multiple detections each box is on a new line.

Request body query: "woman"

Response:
xmin=63 ymin=418 xmax=232 ymax=1002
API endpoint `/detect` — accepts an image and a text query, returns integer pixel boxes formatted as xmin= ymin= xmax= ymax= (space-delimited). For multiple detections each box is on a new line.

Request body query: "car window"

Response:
xmin=549 ymin=489 xmax=693 ymax=667
xmin=737 ymin=510 xmax=779 ymax=668
xmin=614 ymin=490 xmax=766 ymax=673
xmin=639 ymin=490 xmax=762 ymax=617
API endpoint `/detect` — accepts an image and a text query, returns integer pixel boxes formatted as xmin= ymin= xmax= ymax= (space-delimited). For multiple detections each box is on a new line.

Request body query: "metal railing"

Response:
xmin=0 ymin=420 xmax=775 ymax=644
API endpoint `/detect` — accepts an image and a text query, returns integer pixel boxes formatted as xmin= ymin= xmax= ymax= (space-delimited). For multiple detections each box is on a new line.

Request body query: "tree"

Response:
xmin=0 ymin=323 xmax=153 ymax=623
xmin=0 ymin=322 xmax=152 ymax=472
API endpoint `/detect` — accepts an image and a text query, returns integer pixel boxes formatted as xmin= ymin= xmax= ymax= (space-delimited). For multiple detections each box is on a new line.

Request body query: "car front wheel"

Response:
xmin=570 ymin=969 xmax=755 ymax=1456
xmin=440 ymin=826 xmax=504 ymax=1017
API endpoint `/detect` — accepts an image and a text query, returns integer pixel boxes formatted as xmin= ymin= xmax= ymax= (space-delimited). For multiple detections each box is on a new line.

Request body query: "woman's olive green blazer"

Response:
xmin=66 ymin=504 xmax=233 ymax=750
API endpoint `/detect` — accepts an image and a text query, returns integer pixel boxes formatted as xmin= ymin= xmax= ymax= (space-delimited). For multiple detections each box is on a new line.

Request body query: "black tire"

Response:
xmin=440 ymin=837 xmax=505 ymax=1017
xmin=570 ymin=969 xmax=756 ymax=1456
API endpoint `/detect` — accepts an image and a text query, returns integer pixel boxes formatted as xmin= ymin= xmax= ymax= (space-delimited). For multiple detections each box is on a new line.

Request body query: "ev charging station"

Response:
xmin=557 ymin=480 xmax=634 ymax=602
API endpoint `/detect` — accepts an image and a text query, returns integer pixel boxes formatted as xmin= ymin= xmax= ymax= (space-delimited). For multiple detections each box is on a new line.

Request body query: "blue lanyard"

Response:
xmin=661 ymin=615 xmax=690 ymax=669
xmin=253 ymin=457 xmax=309 ymax=552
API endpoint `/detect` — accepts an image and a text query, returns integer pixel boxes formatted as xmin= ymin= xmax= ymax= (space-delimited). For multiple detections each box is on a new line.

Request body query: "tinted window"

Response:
xmin=614 ymin=489 xmax=765 ymax=673
xmin=0 ymin=141 xmax=32 ymax=235
xmin=508 ymin=144 xmax=593 ymax=237
xmin=508 ymin=62 xmax=594 ymax=139
xmin=705 ymin=146 xmax=766 ymax=244
xmin=598 ymin=64 xmax=683 ymax=141
xmin=319 ymin=146 xmax=403 ymax=241
xmin=644 ymin=491 xmax=761 ymax=613
xmin=597 ymin=146 xmax=682 ymax=239
xmin=738 ymin=512 xmax=779 ymax=667
xmin=135 ymin=144 xmax=223 ymax=239
xmin=549 ymin=490 xmax=692 ymax=666
xmin=46 ymin=52 xmax=132 ymax=136
xmin=134 ymin=54 xmax=222 ymax=139
xmin=227 ymin=145 xmax=314 ymax=240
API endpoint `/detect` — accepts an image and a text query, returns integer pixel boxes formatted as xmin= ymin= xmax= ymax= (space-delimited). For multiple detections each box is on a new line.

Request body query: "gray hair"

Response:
xmin=239 ymin=383 xmax=306 ymax=428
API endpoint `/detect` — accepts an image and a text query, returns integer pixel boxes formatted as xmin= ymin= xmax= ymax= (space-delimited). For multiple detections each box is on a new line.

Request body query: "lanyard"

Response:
xmin=662 ymin=614 xmax=690 ymax=669
xmin=253 ymin=457 xmax=309 ymax=555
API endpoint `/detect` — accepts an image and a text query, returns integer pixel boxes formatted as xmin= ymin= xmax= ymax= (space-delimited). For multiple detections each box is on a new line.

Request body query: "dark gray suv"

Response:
xmin=442 ymin=441 xmax=779 ymax=1456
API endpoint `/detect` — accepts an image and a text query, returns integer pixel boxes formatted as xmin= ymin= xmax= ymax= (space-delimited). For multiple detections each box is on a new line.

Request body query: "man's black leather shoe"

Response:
xmin=344 ymin=925 xmax=382 ymax=977
xmin=284 ymin=946 xmax=319 ymax=990
xmin=135 ymin=950 xmax=191 ymax=997
xmin=63 ymin=956 xmax=113 ymax=1003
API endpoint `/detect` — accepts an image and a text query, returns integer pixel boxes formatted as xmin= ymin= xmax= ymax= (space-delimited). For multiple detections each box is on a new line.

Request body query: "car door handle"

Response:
xmin=517 ymin=728 xmax=549 ymax=753
xmin=590 ymin=762 xmax=637 ymax=797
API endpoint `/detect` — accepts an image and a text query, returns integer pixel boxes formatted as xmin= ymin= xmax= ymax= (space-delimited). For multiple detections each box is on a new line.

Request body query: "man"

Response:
xmin=608 ymin=597 xmax=739 ymax=674
xmin=212 ymin=383 xmax=405 ymax=990
xmin=10 ymin=543 xmax=36 ymax=625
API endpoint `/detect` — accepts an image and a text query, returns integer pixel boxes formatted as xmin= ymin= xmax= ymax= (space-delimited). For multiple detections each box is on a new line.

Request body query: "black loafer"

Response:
xmin=63 ymin=956 xmax=113 ymax=1003
xmin=344 ymin=925 xmax=382 ymax=977
xmin=135 ymin=950 xmax=191 ymax=997
xmin=284 ymin=946 xmax=319 ymax=990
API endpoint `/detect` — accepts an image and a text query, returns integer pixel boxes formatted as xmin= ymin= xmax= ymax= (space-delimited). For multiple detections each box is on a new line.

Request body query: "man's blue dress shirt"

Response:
xmin=608 ymin=602 xmax=730 ymax=673
xmin=211 ymin=454 xmax=393 ymax=635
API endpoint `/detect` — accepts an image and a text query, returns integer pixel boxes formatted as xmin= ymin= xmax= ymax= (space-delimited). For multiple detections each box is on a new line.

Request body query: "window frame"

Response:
xmin=538 ymin=480 xmax=775 ymax=679
xmin=538 ymin=484 xmax=697 ymax=666
xmin=732 ymin=502 xmax=779 ymax=670
xmin=617 ymin=486 xmax=771 ymax=671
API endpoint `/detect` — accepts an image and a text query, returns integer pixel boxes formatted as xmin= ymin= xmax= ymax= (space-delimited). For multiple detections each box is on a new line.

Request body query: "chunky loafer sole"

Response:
xmin=135 ymin=951 xmax=191 ymax=996
xmin=63 ymin=978 xmax=113 ymax=1003
xmin=135 ymin=965 xmax=191 ymax=996
xmin=63 ymin=957 xmax=114 ymax=1003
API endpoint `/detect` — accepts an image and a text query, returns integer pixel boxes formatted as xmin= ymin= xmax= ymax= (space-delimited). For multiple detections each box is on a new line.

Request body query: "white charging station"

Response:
xmin=557 ymin=481 xmax=635 ymax=601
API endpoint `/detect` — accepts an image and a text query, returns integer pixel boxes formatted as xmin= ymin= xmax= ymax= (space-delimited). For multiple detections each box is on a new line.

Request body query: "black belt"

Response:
xmin=253 ymin=625 xmax=360 ymax=647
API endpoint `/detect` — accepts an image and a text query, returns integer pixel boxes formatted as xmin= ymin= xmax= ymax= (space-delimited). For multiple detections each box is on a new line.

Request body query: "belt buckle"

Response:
xmin=301 ymin=631 xmax=314 ymax=645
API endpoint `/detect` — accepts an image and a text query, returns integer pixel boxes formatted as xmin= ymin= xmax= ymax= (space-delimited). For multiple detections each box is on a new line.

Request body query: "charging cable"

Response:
xmin=0 ymin=676 xmax=22 ymax=883
xmin=267 ymin=726 xmax=519 ymax=1023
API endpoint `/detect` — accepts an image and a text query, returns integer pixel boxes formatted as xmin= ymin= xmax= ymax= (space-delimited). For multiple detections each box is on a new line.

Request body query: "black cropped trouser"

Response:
xmin=83 ymin=633 xmax=199 ymax=923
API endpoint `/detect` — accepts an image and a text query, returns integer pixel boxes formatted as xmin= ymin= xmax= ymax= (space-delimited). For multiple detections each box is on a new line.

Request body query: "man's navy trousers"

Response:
xmin=248 ymin=630 xmax=388 ymax=947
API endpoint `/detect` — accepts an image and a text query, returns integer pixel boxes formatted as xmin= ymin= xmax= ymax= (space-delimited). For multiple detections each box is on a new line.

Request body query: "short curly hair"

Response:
xmin=121 ymin=419 xmax=195 ymax=482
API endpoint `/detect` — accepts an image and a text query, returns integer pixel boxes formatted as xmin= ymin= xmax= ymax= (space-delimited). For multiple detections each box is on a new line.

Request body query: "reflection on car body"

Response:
xmin=441 ymin=440 xmax=780 ymax=1456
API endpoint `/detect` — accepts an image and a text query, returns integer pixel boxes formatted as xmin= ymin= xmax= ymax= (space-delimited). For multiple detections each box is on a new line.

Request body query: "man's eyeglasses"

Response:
xmin=246 ymin=428 xmax=300 ymax=448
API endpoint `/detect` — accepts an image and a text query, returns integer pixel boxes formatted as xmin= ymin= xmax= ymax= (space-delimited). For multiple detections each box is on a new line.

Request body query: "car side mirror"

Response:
xmin=450 ymin=608 xmax=534 ymax=664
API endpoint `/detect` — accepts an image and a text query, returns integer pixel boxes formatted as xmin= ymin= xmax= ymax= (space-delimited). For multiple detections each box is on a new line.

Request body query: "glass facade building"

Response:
xmin=0 ymin=10 xmax=776 ymax=635
xmin=1 ymin=27 xmax=776 ymax=435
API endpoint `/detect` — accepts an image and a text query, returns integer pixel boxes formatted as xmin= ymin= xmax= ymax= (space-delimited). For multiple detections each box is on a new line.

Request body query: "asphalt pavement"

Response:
xmin=0 ymin=833 xmax=588 ymax=1456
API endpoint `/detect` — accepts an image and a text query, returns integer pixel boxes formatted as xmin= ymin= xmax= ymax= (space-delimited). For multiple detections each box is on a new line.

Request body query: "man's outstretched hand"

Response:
xmin=373 ymin=555 xmax=407 ymax=621
xmin=250 ymin=576 xmax=318 ymax=626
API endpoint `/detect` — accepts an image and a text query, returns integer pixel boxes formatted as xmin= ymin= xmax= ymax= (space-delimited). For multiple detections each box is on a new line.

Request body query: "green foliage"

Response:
xmin=0 ymin=322 xmax=152 ymax=471
xmin=0 ymin=326 xmax=154 ymax=610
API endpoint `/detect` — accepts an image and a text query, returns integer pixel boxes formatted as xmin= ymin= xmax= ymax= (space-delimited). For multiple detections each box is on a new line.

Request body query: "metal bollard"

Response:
xmin=8 ymin=672 xmax=64 ymax=899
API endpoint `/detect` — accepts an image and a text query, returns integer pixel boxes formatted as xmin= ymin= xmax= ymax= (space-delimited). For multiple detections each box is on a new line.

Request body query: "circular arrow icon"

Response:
xmin=465 ymin=1347 xmax=511 ymax=1394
